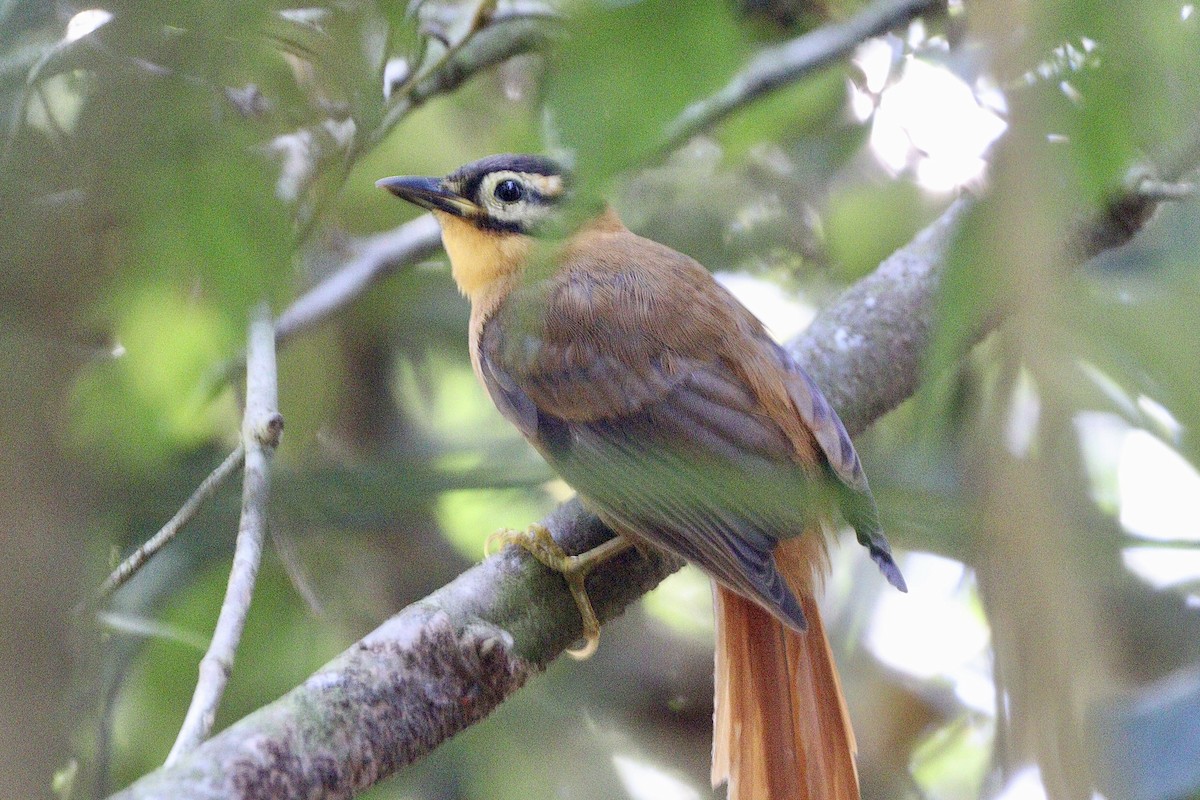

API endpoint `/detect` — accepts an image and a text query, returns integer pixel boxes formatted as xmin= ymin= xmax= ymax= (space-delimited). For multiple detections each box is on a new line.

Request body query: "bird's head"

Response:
xmin=377 ymin=154 xmax=568 ymax=299
xmin=377 ymin=153 xmax=566 ymax=234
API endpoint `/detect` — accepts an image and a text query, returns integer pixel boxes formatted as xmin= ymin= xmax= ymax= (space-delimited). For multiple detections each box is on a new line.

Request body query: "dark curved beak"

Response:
xmin=375 ymin=175 xmax=479 ymax=218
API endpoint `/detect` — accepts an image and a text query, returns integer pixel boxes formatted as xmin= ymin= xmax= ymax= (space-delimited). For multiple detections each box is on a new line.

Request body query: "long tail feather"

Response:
xmin=712 ymin=535 xmax=858 ymax=799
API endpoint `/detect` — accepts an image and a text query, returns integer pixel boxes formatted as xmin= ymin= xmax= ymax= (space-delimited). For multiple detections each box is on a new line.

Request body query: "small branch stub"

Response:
xmin=256 ymin=412 xmax=285 ymax=449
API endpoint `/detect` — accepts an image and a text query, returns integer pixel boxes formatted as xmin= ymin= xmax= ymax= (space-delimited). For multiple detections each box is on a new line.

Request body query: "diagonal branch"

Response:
xmin=87 ymin=444 xmax=246 ymax=608
xmin=108 ymin=498 xmax=678 ymax=800
xmin=661 ymin=0 xmax=945 ymax=152
xmin=275 ymin=214 xmax=443 ymax=346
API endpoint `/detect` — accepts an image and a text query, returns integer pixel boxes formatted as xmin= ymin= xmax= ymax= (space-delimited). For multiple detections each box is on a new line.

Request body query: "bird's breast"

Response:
xmin=437 ymin=211 xmax=531 ymax=300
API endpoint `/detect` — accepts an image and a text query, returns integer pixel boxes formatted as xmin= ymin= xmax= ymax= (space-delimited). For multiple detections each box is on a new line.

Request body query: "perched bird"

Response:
xmin=378 ymin=154 xmax=906 ymax=800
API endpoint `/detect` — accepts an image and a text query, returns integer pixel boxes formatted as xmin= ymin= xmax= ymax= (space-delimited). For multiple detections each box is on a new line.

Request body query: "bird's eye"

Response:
xmin=494 ymin=179 xmax=524 ymax=203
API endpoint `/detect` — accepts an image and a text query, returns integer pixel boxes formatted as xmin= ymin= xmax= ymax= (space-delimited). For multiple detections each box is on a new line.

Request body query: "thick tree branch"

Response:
xmin=108 ymin=500 xmax=677 ymax=800
xmin=790 ymin=198 xmax=971 ymax=435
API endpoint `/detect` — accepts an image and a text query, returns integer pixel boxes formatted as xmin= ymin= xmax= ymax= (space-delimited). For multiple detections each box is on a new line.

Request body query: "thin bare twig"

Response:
xmin=92 ymin=2 xmax=537 ymax=598
xmin=86 ymin=445 xmax=246 ymax=607
xmin=165 ymin=305 xmax=284 ymax=765
xmin=661 ymin=0 xmax=945 ymax=151
xmin=97 ymin=213 xmax=438 ymax=605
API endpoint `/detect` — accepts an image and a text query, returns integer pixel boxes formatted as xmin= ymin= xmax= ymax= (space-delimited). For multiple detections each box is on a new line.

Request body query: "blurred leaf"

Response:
xmin=436 ymin=487 xmax=555 ymax=559
xmin=911 ymin=716 xmax=991 ymax=800
xmin=641 ymin=566 xmax=713 ymax=639
xmin=543 ymin=0 xmax=748 ymax=194
xmin=1073 ymin=200 xmax=1200 ymax=467
xmin=1040 ymin=3 xmax=1200 ymax=198
xmin=825 ymin=177 xmax=928 ymax=281
xmin=118 ymin=149 xmax=292 ymax=311
xmin=69 ymin=287 xmax=239 ymax=471
xmin=919 ymin=198 xmax=1001 ymax=404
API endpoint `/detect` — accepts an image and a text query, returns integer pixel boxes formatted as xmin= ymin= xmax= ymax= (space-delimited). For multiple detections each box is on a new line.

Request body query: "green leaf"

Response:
xmin=825 ymin=177 xmax=929 ymax=282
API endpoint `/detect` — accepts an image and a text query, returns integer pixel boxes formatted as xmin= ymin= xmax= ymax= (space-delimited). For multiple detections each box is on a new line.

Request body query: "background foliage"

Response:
xmin=2 ymin=1 xmax=1199 ymax=799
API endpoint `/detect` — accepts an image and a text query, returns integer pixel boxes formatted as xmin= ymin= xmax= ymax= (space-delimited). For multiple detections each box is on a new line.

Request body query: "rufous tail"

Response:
xmin=711 ymin=536 xmax=858 ymax=800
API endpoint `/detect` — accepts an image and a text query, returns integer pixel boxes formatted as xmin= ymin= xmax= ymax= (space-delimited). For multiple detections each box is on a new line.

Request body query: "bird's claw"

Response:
xmin=486 ymin=523 xmax=601 ymax=660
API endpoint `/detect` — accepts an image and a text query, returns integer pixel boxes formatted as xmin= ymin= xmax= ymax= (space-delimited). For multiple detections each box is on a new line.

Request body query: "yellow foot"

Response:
xmin=486 ymin=524 xmax=631 ymax=660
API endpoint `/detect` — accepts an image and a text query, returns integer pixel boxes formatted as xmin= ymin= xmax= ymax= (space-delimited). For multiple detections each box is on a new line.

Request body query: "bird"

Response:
xmin=378 ymin=154 xmax=906 ymax=800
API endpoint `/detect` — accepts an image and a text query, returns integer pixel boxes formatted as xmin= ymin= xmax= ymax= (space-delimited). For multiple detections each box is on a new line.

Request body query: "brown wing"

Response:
xmin=478 ymin=225 xmax=904 ymax=626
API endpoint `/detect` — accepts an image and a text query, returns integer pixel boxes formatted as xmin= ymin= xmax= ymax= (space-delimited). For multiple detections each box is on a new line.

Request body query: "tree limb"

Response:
xmin=107 ymin=499 xmax=678 ymax=800
xmin=275 ymin=215 xmax=443 ymax=346
xmin=790 ymin=197 xmax=971 ymax=435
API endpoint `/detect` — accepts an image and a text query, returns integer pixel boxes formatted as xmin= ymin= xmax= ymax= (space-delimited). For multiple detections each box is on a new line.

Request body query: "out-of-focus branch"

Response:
xmin=661 ymin=0 xmax=945 ymax=151
xmin=371 ymin=8 xmax=560 ymax=151
xmin=1067 ymin=120 xmax=1200 ymax=261
xmin=1070 ymin=172 xmax=1199 ymax=262
xmin=275 ymin=214 xmax=443 ymax=346
xmin=165 ymin=305 xmax=284 ymax=765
